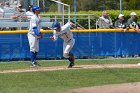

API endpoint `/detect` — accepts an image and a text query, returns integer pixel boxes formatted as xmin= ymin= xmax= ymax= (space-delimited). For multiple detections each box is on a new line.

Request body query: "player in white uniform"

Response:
xmin=50 ymin=21 xmax=77 ymax=68
xmin=27 ymin=6 xmax=43 ymax=66
xmin=26 ymin=5 xmax=34 ymax=19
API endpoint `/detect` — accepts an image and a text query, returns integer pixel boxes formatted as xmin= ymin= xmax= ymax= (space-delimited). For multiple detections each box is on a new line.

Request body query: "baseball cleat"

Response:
xmin=68 ymin=62 xmax=75 ymax=68
xmin=31 ymin=62 xmax=41 ymax=67
xmin=68 ymin=53 xmax=75 ymax=68
xmin=30 ymin=63 xmax=37 ymax=67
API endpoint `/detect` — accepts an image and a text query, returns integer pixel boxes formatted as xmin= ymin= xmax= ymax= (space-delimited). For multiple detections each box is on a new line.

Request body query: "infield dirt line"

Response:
xmin=0 ymin=64 xmax=140 ymax=73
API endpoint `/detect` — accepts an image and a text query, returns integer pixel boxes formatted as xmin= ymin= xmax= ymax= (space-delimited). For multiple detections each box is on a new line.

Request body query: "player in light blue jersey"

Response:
xmin=27 ymin=6 xmax=43 ymax=66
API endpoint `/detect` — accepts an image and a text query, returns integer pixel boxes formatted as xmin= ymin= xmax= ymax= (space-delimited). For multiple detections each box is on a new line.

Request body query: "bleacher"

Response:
xmin=3 ymin=8 xmax=16 ymax=18
xmin=0 ymin=17 xmax=53 ymax=30
xmin=0 ymin=8 xmax=53 ymax=30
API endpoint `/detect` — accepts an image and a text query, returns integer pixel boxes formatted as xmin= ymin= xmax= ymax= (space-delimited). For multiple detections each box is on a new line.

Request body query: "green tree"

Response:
xmin=62 ymin=0 xmax=140 ymax=11
xmin=62 ymin=0 xmax=74 ymax=10
xmin=127 ymin=0 xmax=140 ymax=10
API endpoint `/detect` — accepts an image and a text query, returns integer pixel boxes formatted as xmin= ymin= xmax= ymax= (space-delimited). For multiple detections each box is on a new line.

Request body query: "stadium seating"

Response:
xmin=0 ymin=17 xmax=52 ymax=30
xmin=0 ymin=21 xmax=53 ymax=28
xmin=0 ymin=7 xmax=52 ymax=30
xmin=0 ymin=18 xmax=15 ymax=22
xmin=3 ymin=9 xmax=15 ymax=18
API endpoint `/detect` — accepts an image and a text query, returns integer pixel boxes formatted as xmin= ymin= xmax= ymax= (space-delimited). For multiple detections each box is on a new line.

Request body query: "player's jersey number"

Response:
xmin=60 ymin=32 xmax=70 ymax=41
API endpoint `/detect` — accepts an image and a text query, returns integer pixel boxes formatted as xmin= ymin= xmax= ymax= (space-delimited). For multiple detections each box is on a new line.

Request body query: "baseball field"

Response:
xmin=0 ymin=58 xmax=140 ymax=93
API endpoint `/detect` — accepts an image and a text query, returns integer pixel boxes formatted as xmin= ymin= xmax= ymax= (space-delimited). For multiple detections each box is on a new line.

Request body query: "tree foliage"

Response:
xmin=127 ymin=0 xmax=140 ymax=10
xmin=62 ymin=0 xmax=140 ymax=11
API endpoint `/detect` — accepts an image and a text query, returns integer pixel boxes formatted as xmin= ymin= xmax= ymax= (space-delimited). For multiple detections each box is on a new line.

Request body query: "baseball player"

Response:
xmin=50 ymin=21 xmax=81 ymax=68
xmin=27 ymin=6 xmax=43 ymax=66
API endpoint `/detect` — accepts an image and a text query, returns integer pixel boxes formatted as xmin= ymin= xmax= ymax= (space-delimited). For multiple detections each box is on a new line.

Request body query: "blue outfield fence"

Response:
xmin=0 ymin=32 xmax=140 ymax=60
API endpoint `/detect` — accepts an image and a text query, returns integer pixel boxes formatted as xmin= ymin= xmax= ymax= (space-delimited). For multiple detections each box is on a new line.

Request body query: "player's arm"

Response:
xmin=69 ymin=22 xmax=84 ymax=30
xmin=50 ymin=36 xmax=58 ymax=41
xmin=31 ymin=18 xmax=43 ymax=39
xmin=11 ymin=14 xmax=19 ymax=19
xmin=31 ymin=18 xmax=39 ymax=36
xmin=50 ymin=31 xmax=58 ymax=41
xmin=33 ymin=26 xmax=43 ymax=39
xmin=50 ymin=36 xmax=57 ymax=41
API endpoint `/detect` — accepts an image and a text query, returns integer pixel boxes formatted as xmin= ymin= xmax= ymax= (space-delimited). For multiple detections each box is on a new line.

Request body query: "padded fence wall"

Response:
xmin=0 ymin=32 xmax=140 ymax=60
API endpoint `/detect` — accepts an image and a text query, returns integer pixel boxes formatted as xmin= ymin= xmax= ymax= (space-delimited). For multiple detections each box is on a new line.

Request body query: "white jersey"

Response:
xmin=28 ymin=14 xmax=40 ymax=34
xmin=26 ymin=11 xmax=34 ymax=19
xmin=53 ymin=22 xmax=74 ymax=43
xmin=28 ymin=14 xmax=40 ymax=52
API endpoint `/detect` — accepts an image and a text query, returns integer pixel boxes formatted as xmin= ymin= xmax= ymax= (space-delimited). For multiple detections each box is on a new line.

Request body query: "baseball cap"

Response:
xmin=130 ymin=12 xmax=137 ymax=16
xmin=118 ymin=14 xmax=124 ymax=18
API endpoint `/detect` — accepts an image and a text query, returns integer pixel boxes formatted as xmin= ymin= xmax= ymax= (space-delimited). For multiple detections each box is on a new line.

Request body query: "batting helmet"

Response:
xmin=32 ymin=6 xmax=41 ymax=12
xmin=52 ymin=21 xmax=61 ymax=30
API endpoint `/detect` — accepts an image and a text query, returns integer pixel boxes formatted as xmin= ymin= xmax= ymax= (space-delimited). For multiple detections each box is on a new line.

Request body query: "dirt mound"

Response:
xmin=69 ymin=82 xmax=140 ymax=93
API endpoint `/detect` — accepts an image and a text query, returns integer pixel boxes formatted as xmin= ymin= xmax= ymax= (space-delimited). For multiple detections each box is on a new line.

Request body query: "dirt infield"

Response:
xmin=67 ymin=64 xmax=140 ymax=93
xmin=0 ymin=64 xmax=140 ymax=73
xmin=69 ymin=82 xmax=140 ymax=93
xmin=0 ymin=64 xmax=140 ymax=93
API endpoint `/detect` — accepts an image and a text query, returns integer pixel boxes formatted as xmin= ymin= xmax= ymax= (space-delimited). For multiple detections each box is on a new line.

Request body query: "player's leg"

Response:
xmin=63 ymin=48 xmax=74 ymax=68
xmin=28 ymin=34 xmax=39 ymax=66
xmin=30 ymin=51 xmax=40 ymax=66
xmin=28 ymin=33 xmax=35 ymax=65
xmin=33 ymin=38 xmax=41 ymax=66
xmin=68 ymin=52 xmax=75 ymax=63
xmin=34 ymin=52 xmax=38 ymax=60
xmin=30 ymin=51 xmax=36 ymax=66
xmin=33 ymin=41 xmax=41 ymax=66
xmin=63 ymin=39 xmax=75 ymax=68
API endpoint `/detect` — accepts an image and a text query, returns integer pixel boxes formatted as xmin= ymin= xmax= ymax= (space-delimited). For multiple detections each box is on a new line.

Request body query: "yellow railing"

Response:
xmin=0 ymin=29 xmax=137 ymax=34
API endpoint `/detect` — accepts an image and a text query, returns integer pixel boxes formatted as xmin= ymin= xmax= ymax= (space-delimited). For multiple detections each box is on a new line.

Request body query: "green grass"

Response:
xmin=0 ymin=59 xmax=140 ymax=93
xmin=0 ymin=68 xmax=140 ymax=93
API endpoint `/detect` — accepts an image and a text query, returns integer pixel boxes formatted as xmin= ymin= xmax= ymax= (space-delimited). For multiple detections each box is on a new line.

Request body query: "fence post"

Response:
xmin=55 ymin=15 xmax=57 ymax=21
xmin=88 ymin=15 xmax=91 ymax=29
xmin=62 ymin=5 xmax=64 ymax=25
xmin=120 ymin=0 xmax=122 ymax=14
xmin=96 ymin=19 xmax=98 ymax=29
